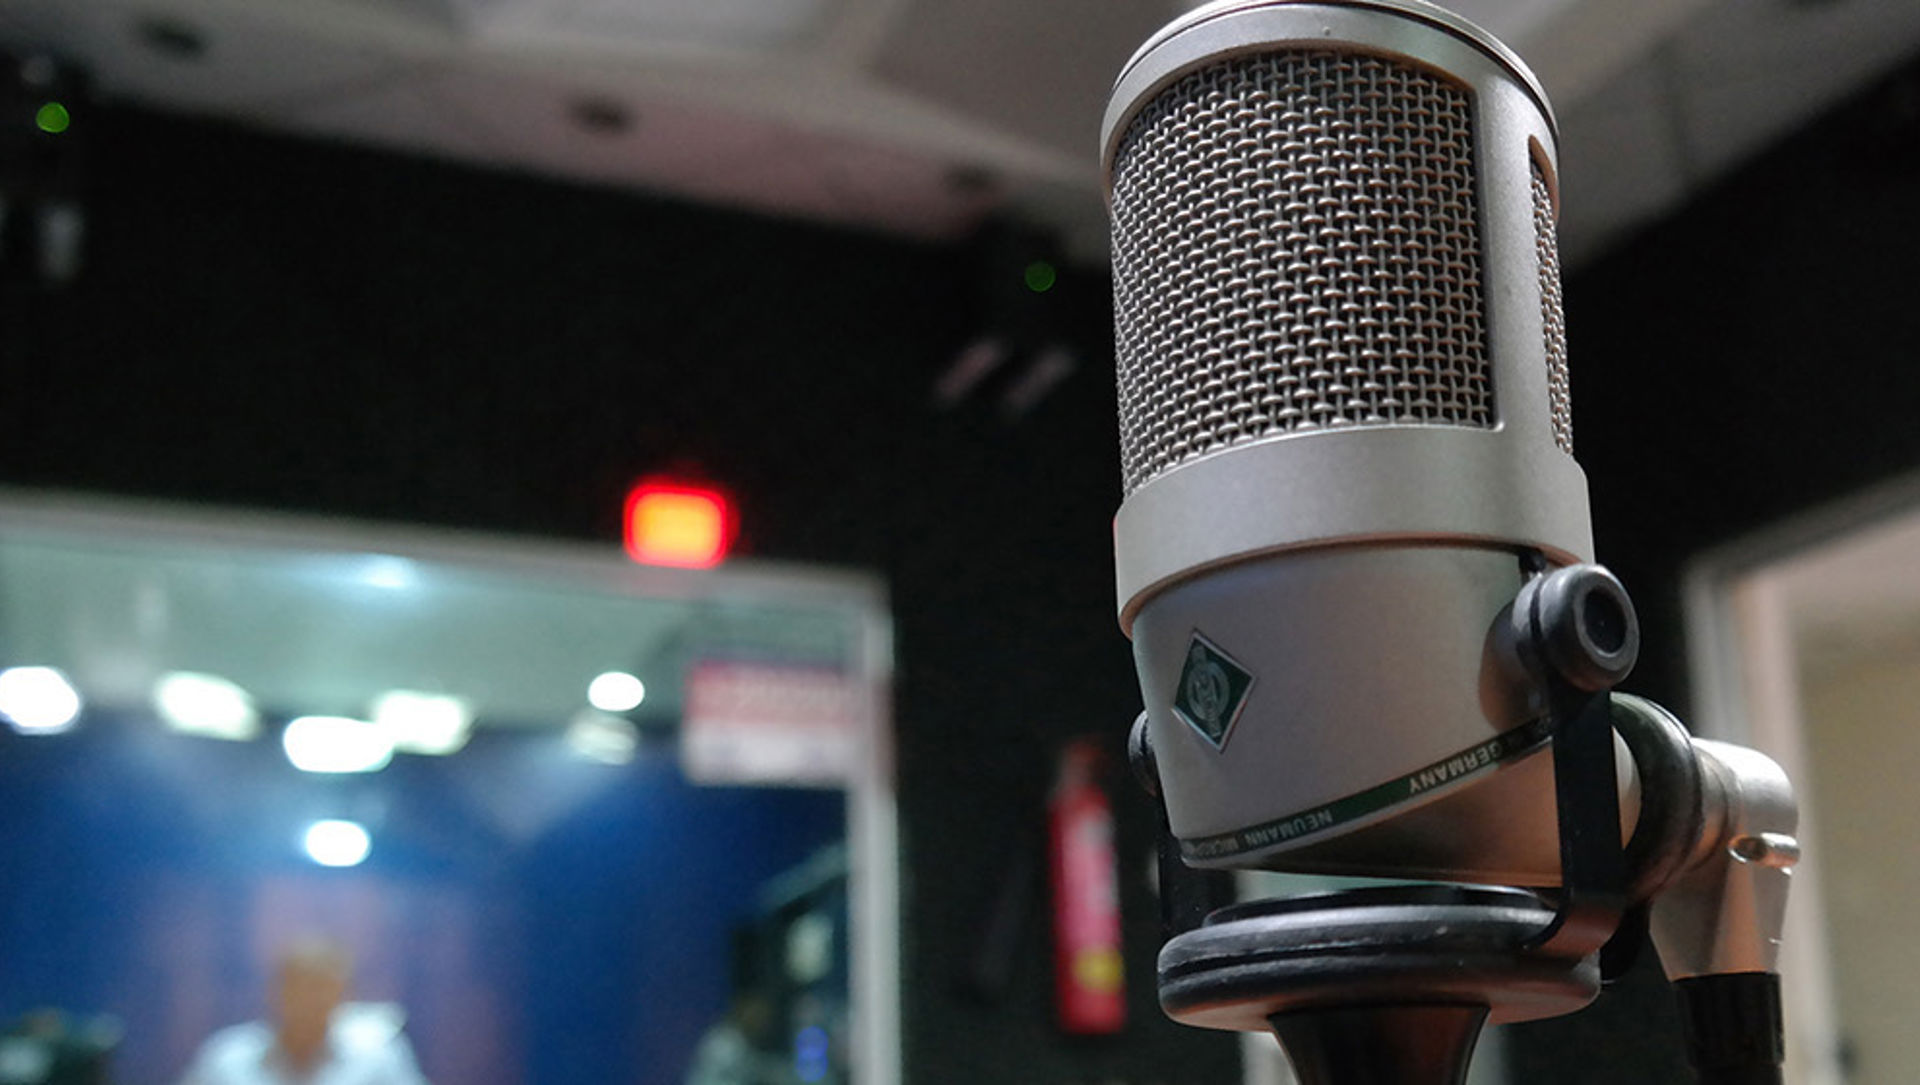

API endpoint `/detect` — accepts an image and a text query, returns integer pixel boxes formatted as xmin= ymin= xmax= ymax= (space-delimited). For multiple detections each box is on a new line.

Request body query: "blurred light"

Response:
xmin=786 ymin=912 xmax=835 ymax=984
xmin=304 ymin=820 xmax=371 ymax=867
xmin=35 ymin=102 xmax=70 ymax=134
xmin=1000 ymin=345 xmax=1078 ymax=420
xmin=136 ymin=16 xmax=209 ymax=59
xmin=0 ymin=667 xmax=81 ymax=734
xmin=373 ymin=690 xmax=472 ymax=755
xmin=1024 ymin=260 xmax=1057 ymax=293
xmin=565 ymin=712 xmax=638 ymax=765
xmin=155 ymin=671 xmax=259 ymax=740
xmin=932 ymin=337 xmax=1008 ymax=408
xmin=623 ymin=481 xmax=735 ymax=568
xmin=359 ymin=555 xmax=417 ymax=590
xmin=795 ymin=1026 xmax=830 ymax=1083
xmin=37 ymin=202 xmax=85 ymax=285
xmin=587 ymin=671 xmax=646 ymax=713
xmin=283 ymin=716 xmax=394 ymax=773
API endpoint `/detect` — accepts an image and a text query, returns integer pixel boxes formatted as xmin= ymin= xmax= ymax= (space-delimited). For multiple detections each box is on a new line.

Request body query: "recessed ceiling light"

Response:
xmin=283 ymin=716 xmax=394 ymax=774
xmin=155 ymin=671 xmax=259 ymax=741
xmin=588 ymin=671 xmax=646 ymax=713
xmin=372 ymin=690 xmax=472 ymax=756
xmin=304 ymin=820 xmax=371 ymax=867
xmin=570 ymin=96 xmax=633 ymax=136
xmin=135 ymin=16 xmax=209 ymax=60
xmin=944 ymin=166 xmax=998 ymax=196
xmin=0 ymin=666 xmax=81 ymax=734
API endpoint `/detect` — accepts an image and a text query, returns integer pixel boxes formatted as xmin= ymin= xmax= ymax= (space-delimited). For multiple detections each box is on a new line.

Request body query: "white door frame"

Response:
xmin=1679 ymin=474 xmax=1920 ymax=1085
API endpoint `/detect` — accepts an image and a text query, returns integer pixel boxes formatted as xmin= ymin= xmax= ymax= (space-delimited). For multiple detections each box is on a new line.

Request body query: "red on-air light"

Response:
xmin=623 ymin=481 xmax=736 ymax=569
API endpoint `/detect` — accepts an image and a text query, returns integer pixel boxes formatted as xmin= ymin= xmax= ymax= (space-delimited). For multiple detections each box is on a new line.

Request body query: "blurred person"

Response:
xmin=687 ymin=929 xmax=790 ymax=1085
xmin=179 ymin=939 xmax=427 ymax=1085
xmin=685 ymin=990 xmax=789 ymax=1085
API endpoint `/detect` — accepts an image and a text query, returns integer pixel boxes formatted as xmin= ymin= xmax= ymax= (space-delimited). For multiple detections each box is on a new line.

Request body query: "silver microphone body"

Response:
xmin=1105 ymin=0 xmax=1622 ymax=884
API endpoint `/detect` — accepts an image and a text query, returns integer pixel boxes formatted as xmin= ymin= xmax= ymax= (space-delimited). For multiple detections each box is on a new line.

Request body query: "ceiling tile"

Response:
xmin=5 ymin=0 xmax=1913 ymax=258
xmin=279 ymin=77 xmax=508 ymax=168
xmin=304 ymin=63 xmax=994 ymax=237
xmin=0 ymin=0 xmax=427 ymax=123
xmin=529 ymin=0 xmax=839 ymax=52
xmin=1668 ymin=0 xmax=1920 ymax=178
xmin=1555 ymin=53 xmax=1692 ymax=265
xmin=1670 ymin=0 xmax=1920 ymax=84
xmin=1513 ymin=0 xmax=1718 ymax=103
xmin=1445 ymin=0 xmax=1580 ymax=45
xmin=869 ymin=0 xmax=1168 ymax=155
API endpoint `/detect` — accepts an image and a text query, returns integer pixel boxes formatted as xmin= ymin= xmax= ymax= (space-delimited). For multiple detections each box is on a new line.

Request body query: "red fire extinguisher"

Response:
xmin=1049 ymin=738 xmax=1127 ymax=1034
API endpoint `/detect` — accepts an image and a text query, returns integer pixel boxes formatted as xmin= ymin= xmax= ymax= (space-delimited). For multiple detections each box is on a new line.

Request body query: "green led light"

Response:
xmin=1024 ymin=260 xmax=1057 ymax=294
xmin=36 ymin=102 xmax=71 ymax=134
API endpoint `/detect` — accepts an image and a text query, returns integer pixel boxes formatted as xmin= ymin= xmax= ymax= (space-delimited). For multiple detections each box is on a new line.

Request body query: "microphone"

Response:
xmin=1104 ymin=0 xmax=1616 ymax=887
xmin=1102 ymin=3 xmax=1800 ymax=1081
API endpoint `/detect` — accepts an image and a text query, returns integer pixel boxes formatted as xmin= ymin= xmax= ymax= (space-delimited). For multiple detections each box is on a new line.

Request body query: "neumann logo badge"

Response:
xmin=1172 ymin=632 xmax=1254 ymax=750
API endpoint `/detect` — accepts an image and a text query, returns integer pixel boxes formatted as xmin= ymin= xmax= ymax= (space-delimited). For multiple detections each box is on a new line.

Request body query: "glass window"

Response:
xmin=0 ymin=494 xmax=894 ymax=1085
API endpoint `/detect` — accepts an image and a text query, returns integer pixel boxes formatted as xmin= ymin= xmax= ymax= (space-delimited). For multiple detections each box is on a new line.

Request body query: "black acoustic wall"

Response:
xmin=0 ymin=105 xmax=1238 ymax=1084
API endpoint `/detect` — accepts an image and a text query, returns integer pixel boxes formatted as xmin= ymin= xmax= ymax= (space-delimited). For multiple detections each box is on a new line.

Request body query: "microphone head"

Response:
xmin=1104 ymin=1 xmax=1610 ymax=882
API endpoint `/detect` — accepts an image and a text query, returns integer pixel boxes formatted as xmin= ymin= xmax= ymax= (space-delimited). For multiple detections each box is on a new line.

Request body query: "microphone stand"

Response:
xmin=1131 ymin=563 xmax=1799 ymax=1085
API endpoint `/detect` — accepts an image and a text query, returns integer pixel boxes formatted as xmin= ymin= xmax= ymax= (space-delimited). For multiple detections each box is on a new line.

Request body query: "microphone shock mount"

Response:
xmin=1128 ymin=561 xmax=1799 ymax=1085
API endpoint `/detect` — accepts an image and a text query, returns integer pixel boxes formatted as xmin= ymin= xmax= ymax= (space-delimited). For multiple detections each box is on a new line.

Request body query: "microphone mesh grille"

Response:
xmin=1531 ymin=161 xmax=1574 ymax=454
xmin=1112 ymin=51 xmax=1491 ymax=497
